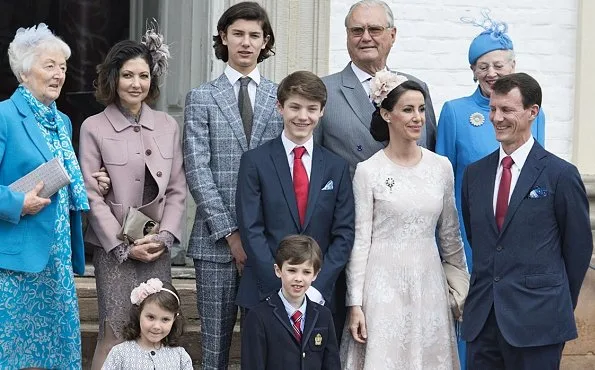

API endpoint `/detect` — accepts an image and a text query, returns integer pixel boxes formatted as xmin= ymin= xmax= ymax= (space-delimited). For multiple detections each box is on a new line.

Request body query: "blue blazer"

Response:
xmin=241 ymin=294 xmax=340 ymax=370
xmin=235 ymin=136 xmax=355 ymax=309
xmin=461 ymin=142 xmax=592 ymax=347
xmin=0 ymin=91 xmax=85 ymax=274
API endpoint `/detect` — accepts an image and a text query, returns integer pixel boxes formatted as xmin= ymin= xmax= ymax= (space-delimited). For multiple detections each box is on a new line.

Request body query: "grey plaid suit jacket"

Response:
xmin=183 ymin=73 xmax=283 ymax=263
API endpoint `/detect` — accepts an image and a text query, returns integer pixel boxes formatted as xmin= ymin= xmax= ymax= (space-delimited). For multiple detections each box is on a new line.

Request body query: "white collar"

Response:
xmin=498 ymin=136 xmax=535 ymax=170
xmin=278 ymin=289 xmax=307 ymax=318
xmin=281 ymin=130 xmax=314 ymax=158
xmin=224 ymin=65 xmax=261 ymax=86
xmin=350 ymin=62 xmax=388 ymax=82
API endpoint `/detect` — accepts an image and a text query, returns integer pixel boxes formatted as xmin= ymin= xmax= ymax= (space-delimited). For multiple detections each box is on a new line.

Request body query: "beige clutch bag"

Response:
xmin=442 ymin=261 xmax=470 ymax=321
xmin=117 ymin=207 xmax=160 ymax=244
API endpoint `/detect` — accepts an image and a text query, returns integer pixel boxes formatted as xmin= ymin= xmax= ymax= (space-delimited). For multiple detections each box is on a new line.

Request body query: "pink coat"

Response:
xmin=79 ymin=103 xmax=187 ymax=252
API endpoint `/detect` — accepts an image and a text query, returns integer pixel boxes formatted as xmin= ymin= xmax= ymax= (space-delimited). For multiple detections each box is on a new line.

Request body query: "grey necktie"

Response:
xmin=238 ymin=76 xmax=253 ymax=145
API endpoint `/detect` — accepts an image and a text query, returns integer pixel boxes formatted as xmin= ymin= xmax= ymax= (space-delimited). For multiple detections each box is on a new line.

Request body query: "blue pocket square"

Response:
xmin=528 ymin=186 xmax=549 ymax=199
xmin=321 ymin=180 xmax=334 ymax=191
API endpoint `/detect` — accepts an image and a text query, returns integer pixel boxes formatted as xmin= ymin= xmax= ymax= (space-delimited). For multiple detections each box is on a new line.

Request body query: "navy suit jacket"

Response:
xmin=235 ymin=136 xmax=355 ymax=309
xmin=461 ymin=142 xmax=592 ymax=347
xmin=241 ymin=294 xmax=341 ymax=370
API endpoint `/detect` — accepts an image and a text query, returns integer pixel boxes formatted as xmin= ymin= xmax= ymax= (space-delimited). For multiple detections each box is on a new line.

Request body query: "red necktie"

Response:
xmin=293 ymin=147 xmax=309 ymax=226
xmin=291 ymin=310 xmax=303 ymax=342
xmin=495 ymin=156 xmax=514 ymax=231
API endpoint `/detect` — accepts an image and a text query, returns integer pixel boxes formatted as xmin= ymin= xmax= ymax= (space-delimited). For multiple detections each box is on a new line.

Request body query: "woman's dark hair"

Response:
xmin=212 ymin=2 xmax=275 ymax=63
xmin=370 ymin=80 xmax=427 ymax=142
xmin=95 ymin=40 xmax=160 ymax=106
xmin=122 ymin=281 xmax=185 ymax=347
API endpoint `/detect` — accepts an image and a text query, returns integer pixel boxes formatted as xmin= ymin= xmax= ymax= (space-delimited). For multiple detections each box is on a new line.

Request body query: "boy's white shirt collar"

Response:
xmin=224 ymin=65 xmax=261 ymax=86
xmin=281 ymin=131 xmax=314 ymax=158
xmin=278 ymin=289 xmax=307 ymax=332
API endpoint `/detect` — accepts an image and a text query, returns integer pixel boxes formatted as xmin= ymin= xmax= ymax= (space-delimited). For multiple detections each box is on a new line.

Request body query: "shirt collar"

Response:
xmin=281 ymin=130 xmax=314 ymax=158
xmin=351 ymin=62 xmax=379 ymax=83
xmin=278 ymin=289 xmax=307 ymax=318
xmin=499 ymin=136 xmax=534 ymax=170
xmin=224 ymin=65 xmax=261 ymax=86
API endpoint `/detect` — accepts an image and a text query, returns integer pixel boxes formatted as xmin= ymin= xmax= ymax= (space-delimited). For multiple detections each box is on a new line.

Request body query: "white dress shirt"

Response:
xmin=492 ymin=136 xmax=535 ymax=214
xmin=279 ymin=132 xmax=324 ymax=305
xmin=224 ymin=65 xmax=261 ymax=110
xmin=351 ymin=63 xmax=374 ymax=98
xmin=278 ymin=289 xmax=307 ymax=332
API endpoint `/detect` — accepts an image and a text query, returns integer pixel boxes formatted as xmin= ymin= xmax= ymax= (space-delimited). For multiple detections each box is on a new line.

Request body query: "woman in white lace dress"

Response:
xmin=340 ymin=72 xmax=468 ymax=370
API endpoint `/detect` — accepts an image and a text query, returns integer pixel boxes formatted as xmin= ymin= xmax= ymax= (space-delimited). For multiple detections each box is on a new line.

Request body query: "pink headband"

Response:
xmin=130 ymin=278 xmax=180 ymax=306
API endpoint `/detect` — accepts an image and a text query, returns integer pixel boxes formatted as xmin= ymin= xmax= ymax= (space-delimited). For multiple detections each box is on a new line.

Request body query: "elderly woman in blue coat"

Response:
xmin=0 ymin=24 xmax=90 ymax=369
xmin=435 ymin=13 xmax=545 ymax=368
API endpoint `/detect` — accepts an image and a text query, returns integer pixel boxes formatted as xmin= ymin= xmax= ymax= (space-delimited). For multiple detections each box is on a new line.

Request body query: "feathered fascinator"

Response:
xmin=12 ymin=23 xmax=54 ymax=47
xmin=462 ymin=9 xmax=513 ymax=65
xmin=369 ymin=70 xmax=408 ymax=106
xmin=141 ymin=20 xmax=170 ymax=78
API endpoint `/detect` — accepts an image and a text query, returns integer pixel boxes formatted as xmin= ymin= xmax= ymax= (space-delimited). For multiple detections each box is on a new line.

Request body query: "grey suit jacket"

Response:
xmin=315 ymin=62 xmax=437 ymax=177
xmin=183 ymin=73 xmax=283 ymax=263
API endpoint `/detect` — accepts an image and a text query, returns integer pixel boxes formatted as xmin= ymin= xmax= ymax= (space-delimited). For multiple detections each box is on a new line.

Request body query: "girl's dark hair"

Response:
xmin=370 ymin=80 xmax=427 ymax=142
xmin=122 ymin=281 xmax=185 ymax=347
xmin=212 ymin=2 xmax=275 ymax=63
xmin=94 ymin=40 xmax=160 ymax=106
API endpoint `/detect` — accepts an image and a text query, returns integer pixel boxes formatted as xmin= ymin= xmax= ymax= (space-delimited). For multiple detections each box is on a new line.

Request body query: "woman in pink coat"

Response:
xmin=78 ymin=31 xmax=187 ymax=369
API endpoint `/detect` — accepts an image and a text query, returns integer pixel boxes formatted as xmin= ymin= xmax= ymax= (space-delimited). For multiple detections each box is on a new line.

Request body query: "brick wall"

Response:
xmin=329 ymin=0 xmax=578 ymax=160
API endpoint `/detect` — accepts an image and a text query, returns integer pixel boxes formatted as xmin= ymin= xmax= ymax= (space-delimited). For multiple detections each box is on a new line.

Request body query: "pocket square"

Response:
xmin=321 ymin=180 xmax=333 ymax=191
xmin=528 ymin=186 xmax=549 ymax=199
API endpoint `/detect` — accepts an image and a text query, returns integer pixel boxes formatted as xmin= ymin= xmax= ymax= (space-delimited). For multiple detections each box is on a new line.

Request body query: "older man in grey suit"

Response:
xmin=183 ymin=3 xmax=283 ymax=369
xmin=315 ymin=0 xmax=437 ymax=340
xmin=317 ymin=0 xmax=437 ymax=179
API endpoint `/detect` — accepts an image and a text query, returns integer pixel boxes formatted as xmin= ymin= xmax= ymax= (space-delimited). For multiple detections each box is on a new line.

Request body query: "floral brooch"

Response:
xmin=385 ymin=177 xmax=395 ymax=193
xmin=469 ymin=112 xmax=485 ymax=127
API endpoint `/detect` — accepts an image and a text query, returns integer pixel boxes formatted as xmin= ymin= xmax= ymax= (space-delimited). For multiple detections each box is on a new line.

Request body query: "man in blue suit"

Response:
xmin=236 ymin=70 xmax=355 ymax=313
xmin=461 ymin=72 xmax=593 ymax=369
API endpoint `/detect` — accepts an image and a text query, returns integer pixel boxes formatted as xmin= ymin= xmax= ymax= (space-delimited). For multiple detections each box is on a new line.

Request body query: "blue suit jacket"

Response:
xmin=235 ymin=136 xmax=355 ymax=308
xmin=0 ymin=91 xmax=85 ymax=274
xmin=241 ymin=294 xmax=341 ymax=370
xmin=461 ymin=142 xmax=592 ymax=347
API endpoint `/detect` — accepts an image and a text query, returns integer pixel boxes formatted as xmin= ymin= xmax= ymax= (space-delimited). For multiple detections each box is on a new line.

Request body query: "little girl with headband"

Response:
xmin=102 ymin=278 xmax=193 ymax=369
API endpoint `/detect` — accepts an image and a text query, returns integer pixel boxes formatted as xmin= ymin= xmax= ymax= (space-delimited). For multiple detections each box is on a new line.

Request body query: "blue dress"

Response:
xmin=436 ymin=86 xmax=545 ymax=368
xmin=0 ymin=121 xmax=83 ymax=369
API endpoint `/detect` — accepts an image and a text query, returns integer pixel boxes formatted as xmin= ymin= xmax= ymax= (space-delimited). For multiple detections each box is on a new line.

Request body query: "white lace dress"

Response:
xmin=340 ymin=148 xmax=467 ymax=370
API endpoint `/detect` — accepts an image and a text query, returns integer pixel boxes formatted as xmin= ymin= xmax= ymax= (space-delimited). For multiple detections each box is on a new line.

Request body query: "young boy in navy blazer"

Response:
xmin=241 ymin=235 xmax=340 ymax=369
xmin=235 ymin=71 xmax=355 ymax=318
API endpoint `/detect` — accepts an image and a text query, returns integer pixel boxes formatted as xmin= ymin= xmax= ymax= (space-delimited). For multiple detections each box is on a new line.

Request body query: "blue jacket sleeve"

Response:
xmin=436 ymin=102 xmax=457 ymax=174
xmin=533 ymin=108 xmax=546 ymax=145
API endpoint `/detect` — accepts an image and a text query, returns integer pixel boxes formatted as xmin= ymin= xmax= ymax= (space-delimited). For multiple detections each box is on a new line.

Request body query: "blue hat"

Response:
xmin=465 ymin=10 xmax=514 ymax=65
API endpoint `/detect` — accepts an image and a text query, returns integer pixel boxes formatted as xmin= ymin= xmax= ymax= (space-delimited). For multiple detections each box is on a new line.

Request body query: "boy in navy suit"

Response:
xmin=241 ymin=235 xmax=340 ymax=369
xmin=235 ymin=71 xmax=354 ymax=316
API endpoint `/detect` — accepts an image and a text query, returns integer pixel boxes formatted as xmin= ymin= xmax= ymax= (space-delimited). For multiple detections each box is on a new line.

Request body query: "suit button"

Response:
xmin=496 ymin=246 xmax=503 ymax=252
xmin=159 ymin=197 xmax=164 ymax=203
xmin=494 ymin=276 xmax=501 ymax=282
xmin=133 ymin=126 xmax=140 ymax=132
xmin=156 ymin=171 xmax=162 ymax=177
xmin=145 ymin=149 xmax=152 ymax=156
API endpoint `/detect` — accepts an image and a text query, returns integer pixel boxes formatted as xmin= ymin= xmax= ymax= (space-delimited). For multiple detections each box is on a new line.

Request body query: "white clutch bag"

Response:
xmin=9 ymin=157 xmax=71 ymax=198
xmin=442 ymin=261 xmax=470 ymax=321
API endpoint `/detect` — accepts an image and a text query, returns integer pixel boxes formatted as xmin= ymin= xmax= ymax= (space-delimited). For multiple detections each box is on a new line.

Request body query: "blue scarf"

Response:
xmin=18 ymin=85 xmax=89 ymax=211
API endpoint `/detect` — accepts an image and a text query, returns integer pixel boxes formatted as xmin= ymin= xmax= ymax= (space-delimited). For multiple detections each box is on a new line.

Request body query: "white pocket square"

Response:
xmin=321 ymin=180 xmax=334 ymax=191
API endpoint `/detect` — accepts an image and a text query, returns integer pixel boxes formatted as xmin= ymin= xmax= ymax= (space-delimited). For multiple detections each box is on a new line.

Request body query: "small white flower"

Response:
xmin=469 ymin=112 xmax=485 ymax=127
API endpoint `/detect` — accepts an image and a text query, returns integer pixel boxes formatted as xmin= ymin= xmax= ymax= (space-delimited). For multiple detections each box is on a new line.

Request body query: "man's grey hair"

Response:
xmin=8 ymin=23 xmax=71 ymax=83
xmin=344 ymin=0 xmax=395 ymax=28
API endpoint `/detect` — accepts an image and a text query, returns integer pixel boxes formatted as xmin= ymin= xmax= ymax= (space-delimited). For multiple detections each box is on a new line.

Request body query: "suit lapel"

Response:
xmin=340 ymin=63 xmax=375 ymax=130
xmin=271 ymin=137 xmax=301 ymax=230
xmin=500 ymin=143 xmax=546 ymax=234
xmin=12 ymin=93 xmax=53 ymax=161
xmin=481 ymin=151 xmax=500 ymax=234
xmin=302 ymin=298 xmax=319 ymax=349
xmin=270 ymin=294 xmax=301 ymax=345
xmin=303 ymin=145 xmax=324 ymax=230
xmin=250 ymin=78 xmax=277 ymax=149
xmin=211 ymin=74 xmax=249 ymax=152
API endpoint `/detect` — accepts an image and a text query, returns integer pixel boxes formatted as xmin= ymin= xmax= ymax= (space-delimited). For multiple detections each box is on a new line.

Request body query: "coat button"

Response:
xmin=494 ymin=276 xmax=501 ymax=282
xmin=496 ymin=246 xmax=503 ymax=252
xmin=159 ymin=197 xmax=164 ymax=203
xmin=145 ymin=149 xmax=152 ymax=156
xmin=133 ymin=126 xmax=140 ymax=132
xmin=156 ymin=171 xmax=162 ymax=177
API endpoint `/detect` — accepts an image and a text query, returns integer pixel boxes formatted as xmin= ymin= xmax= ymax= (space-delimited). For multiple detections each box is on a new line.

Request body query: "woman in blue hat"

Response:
xmin=435 ymin=11 xmax=545 ymax=369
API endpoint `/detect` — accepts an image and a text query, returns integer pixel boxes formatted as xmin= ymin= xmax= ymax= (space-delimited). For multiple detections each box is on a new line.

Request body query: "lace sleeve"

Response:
xmin=111 ymin=243 xmax=130 ymax=264
xmin=153 ymin=230 xmax=175 ymax=251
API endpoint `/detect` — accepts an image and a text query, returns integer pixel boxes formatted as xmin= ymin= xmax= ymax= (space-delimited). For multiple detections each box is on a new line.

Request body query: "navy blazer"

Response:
xmin=241 ymin=294 xmax=341 ymax=370
xmin=0 ymin=91 xmax=85 ymax=274
xmin=461 ymin=142 xmax=592 ymax=347
xmin=235 ymin=136 xmax=355 ymax=309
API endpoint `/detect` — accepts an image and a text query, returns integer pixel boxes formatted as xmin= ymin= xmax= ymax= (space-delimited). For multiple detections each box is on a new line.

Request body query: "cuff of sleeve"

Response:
xmin=111 ymin=243 xmax=130 ymax=264
xmin=154 ymin=230 xmax=175 ymax=251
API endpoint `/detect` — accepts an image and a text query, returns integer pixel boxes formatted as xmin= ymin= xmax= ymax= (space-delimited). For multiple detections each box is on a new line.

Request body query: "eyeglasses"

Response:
xmin=347 ymin=25 xmax=388 ymax=37
xmin=475 ymin=60 xmax=512 ymax=74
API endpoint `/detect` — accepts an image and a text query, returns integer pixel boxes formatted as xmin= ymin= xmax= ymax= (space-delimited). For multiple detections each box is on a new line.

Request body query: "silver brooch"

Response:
xmin=469 ymin=112 xmax=485 ymax=127
xmin=385 ymin=177 xmax=395 ymax=193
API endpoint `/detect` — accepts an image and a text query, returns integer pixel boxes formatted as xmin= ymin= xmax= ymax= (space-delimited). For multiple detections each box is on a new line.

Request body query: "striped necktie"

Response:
xmin=291 ymin=310 xmax=302 ymax=342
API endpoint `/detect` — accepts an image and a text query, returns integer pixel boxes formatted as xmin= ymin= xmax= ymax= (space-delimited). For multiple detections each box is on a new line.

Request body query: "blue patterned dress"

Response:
xmin=0 ymin=120 xmax=85 ymax=368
